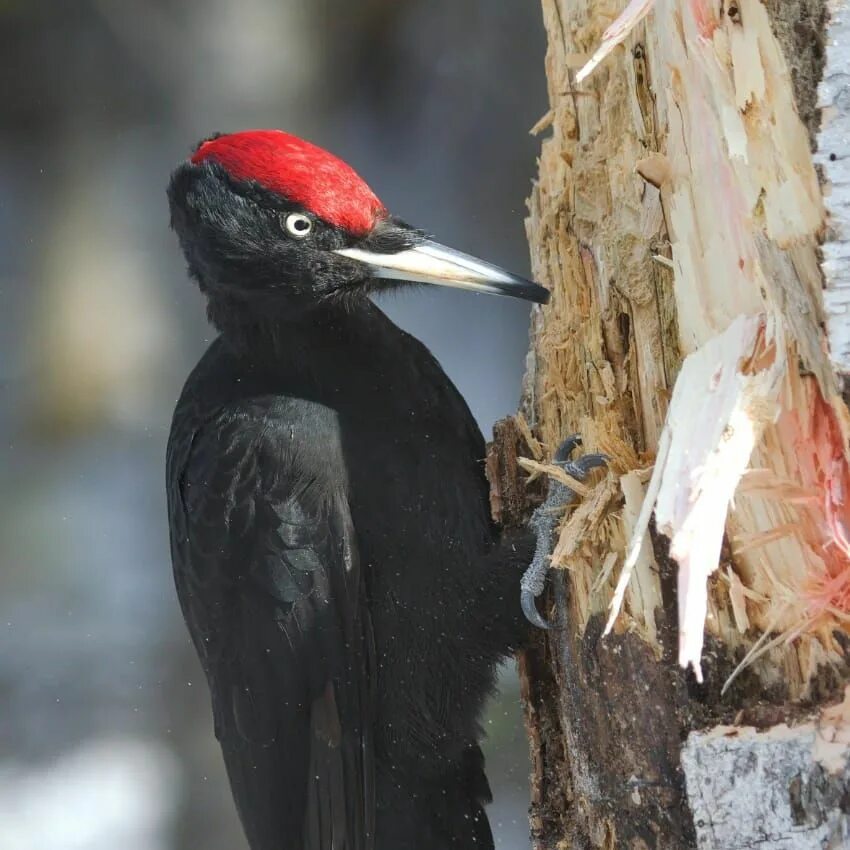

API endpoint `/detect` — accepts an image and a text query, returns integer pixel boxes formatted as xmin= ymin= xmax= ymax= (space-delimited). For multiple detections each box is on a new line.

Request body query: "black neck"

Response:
xmin=207 ymin=290 xmax=377 ymax=359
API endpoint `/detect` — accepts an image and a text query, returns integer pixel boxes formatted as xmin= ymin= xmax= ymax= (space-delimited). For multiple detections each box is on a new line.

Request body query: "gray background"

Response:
xmin=0 ymin=2 xmax=546 ymax=847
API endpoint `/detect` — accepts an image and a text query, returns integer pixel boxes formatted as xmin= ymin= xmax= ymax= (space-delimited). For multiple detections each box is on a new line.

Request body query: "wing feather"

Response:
xmin=168 ymin=405 xmax=374 ymax=850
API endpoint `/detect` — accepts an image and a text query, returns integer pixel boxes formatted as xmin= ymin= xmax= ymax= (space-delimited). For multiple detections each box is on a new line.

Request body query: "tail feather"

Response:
xmin=431 ymin=745 xmax=495 ymax=849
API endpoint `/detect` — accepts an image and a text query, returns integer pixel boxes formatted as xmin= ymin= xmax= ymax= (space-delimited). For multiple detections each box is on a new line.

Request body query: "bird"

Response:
xmin=166 ymin=129 xmax=551 ymax=850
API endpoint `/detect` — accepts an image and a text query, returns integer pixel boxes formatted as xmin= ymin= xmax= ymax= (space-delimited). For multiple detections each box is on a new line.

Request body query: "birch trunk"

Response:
xmin=498 ymin=0 xmax=850 ymax=846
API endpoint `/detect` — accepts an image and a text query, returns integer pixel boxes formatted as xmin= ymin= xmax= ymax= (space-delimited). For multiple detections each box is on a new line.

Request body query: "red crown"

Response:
xmin=192 ymin=130 xmax=385 ymax=236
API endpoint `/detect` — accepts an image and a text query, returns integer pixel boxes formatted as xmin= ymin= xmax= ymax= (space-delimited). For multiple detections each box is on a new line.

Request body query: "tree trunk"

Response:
xmin=490 ymin=0 xmax=850 ymax=846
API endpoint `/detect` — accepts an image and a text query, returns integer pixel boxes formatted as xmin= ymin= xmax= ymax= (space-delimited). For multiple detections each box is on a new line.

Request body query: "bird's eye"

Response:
xmin=283 ymin=213 xmax=313 ymax=239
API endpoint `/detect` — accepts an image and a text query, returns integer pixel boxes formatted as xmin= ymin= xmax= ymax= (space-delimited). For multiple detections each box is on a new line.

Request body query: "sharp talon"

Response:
xmin=522 ymin=438 xmax=606 ymax=633
xmin=522 ymin=589 xmax=553 ymax=630
xmin=568 ymin=453 xmax=609 ymax=477
xmin=554 ymin=434 xmax=582 ymax=463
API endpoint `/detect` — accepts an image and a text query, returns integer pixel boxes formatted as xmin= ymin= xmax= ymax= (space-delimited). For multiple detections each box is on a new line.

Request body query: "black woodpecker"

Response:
xmin=166 ymin=129 xmax=576 ymax=850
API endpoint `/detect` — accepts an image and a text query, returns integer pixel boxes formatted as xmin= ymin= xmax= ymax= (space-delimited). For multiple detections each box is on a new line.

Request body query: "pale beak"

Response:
xmin=335 ymin=240 xmax=549 ymax=304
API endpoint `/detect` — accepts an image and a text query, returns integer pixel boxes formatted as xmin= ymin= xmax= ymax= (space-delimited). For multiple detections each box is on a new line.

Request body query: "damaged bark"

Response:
xmin=489 ymin=0 xmax=850 ymax=846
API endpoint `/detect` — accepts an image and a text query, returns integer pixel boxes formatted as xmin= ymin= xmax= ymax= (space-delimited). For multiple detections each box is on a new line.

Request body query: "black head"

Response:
xmin=167 ymin=130 xmax=548 ymax=325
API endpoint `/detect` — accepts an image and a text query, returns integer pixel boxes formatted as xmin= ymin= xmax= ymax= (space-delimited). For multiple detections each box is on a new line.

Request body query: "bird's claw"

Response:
xmin=521 ymin=588 xmax=553 ymax=630
xmin=521 ymin=435 xmax=608 ymax=630
xmin=553 ymin=434 xmax=583 ymax=463
xmin=561 ymin=452 xmax=609 ymax=480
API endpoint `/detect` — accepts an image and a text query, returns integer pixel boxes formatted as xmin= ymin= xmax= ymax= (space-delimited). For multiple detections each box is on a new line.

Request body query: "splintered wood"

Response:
xmin=527 ymin=0 xmax=850 ymax=701
xmin=606 ymin=315 xmax=784 ymax=680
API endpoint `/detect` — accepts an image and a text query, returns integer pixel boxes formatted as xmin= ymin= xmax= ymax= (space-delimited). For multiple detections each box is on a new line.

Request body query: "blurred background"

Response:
xmin=0 ymin=2 xmax=546 ymax=847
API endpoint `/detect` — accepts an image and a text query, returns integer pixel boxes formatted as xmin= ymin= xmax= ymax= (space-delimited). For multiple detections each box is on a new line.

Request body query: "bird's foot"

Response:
xmin=521 ymin=435 xmax=607 ymax=630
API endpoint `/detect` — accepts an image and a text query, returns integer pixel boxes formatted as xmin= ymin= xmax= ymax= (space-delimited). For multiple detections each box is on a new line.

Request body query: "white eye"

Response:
xmin=283 ymin=212 xmax=313 ymax=238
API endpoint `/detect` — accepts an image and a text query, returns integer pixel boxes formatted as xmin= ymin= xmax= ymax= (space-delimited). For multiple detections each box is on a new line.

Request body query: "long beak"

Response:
xmin=335 ymin=240 xmax=549 ymax=304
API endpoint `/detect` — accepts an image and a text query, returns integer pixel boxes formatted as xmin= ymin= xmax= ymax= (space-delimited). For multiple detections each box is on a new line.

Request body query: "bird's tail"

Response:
xmin=431 ymin=745 xmax=494 ymax=849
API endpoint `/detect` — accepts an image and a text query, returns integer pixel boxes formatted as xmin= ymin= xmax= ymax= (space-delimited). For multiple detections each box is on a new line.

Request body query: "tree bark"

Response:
xmin=492 ymin=0 xmax=850 ymax=847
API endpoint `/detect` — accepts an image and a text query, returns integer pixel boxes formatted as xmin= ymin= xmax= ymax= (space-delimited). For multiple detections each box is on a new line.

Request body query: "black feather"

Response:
xmin=167 ymin=153 xmax=535 ymax=849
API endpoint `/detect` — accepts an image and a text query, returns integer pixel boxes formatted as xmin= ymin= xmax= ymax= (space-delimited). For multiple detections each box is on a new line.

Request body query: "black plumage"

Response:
xmin=166 ymin=131 xmax=545 ymax=850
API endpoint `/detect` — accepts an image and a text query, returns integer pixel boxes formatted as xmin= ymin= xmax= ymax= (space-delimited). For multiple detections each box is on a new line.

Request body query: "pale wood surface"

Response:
xmin=517 ymin=0 xmax=850 ymax=845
